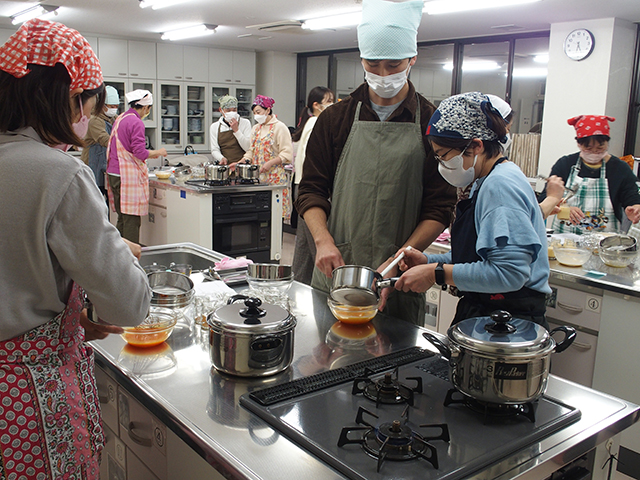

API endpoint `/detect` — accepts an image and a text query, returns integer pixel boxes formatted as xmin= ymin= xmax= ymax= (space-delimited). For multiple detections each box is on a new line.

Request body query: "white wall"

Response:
xmin=538 ymin=18 xmax=636 ymax=175
xmin=255 ymin=51 xmax=297 ymax=128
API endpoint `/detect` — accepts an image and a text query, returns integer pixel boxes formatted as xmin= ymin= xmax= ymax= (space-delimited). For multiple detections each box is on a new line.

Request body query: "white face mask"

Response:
xmin=106 ymin=107 xmax=118 ymax=118
xmin=254 ymin=114 xmax=268 ymax=124
xmin=438 ymin=151 xmax=478 ymax=188
xmin=581 ymin=151 xmax=607 ymax=165
xmin=500 ymin=133 xmax=512 ymax=154
xmin=364 ymin=64 xmax=410 ymax=99
xmin=224 ymin=111 xmax=240 ymax=122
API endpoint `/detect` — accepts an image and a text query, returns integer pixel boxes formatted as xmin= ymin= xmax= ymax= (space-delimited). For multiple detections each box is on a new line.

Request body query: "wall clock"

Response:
xmin=563 ymin=29 xmax=595 ymax=61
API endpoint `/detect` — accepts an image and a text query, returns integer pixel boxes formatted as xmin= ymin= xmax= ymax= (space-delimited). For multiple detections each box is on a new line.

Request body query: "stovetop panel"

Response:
xmin=241 ymin=355 xmax=581 ymax=480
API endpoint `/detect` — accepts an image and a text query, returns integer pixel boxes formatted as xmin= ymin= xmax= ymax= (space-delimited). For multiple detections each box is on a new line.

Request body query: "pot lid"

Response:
xmin=208 ymin=295 xmax=295 ymax=333
xmin=449 ymin=310 xmax=552 ymax=355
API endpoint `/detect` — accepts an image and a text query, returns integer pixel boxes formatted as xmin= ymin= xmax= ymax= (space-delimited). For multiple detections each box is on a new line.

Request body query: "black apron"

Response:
xmin=450 ymin=157 xmax=548 ymax=329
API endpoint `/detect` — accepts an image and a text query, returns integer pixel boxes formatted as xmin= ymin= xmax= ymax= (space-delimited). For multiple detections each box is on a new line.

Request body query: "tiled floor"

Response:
xmin=281 ymin=232 xmax=295 ymax=265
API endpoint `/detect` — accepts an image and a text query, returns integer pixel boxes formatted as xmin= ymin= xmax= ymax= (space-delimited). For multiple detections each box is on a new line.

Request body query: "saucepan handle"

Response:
xmin=376 ymin=277 xmax=399 ymax=289
xmin=550 ymin=325 xmax=577 ymax=353
xmin=422 ymin=332 xmax=452 ymax=360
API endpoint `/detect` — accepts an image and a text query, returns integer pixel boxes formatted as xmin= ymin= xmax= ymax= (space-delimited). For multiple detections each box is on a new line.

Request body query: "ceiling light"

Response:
xmin=139 ymin=0 xmax=190 ymax=10
xmin=423 ymin=0 xmax=541 ymax=15
xmin=11 ymin=4 xmax=59 ymax=25
xmin=513 ymin=67 xmax=547 ymax=78
xmin=161 ymin=24 xmax=217 ymax=41
xmin=301 ymin=11 xmax=362 ymax=30
xmin=443 ymin=60 xmax=501 ymax=72
xmin=534 ymin=53 xmax=549 ymax=63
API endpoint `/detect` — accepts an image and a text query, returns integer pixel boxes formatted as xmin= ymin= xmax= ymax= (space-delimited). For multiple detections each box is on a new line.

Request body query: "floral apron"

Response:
xmin=551 ymin=157 xmax=619 ymax=234
xmin=251 ymin=123 xmax=291 ymax=221
xmin=0 ymin=283 xmax=103 ymax=480
xmin=106 ymin=112 xmax=149 ymax=216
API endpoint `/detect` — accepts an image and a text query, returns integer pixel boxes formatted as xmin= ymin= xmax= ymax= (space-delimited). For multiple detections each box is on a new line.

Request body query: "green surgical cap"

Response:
xmin=219 ymin=95 xmax=238 ymax=109
xmin=357 ymin=0 xmax=423 ymax=60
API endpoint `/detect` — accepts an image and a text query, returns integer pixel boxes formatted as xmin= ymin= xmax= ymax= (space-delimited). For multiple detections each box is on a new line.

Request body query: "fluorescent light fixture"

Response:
xmin=161 ymin=24 xmax=217 ymax=41
xmin=139 ymin=0 xmax=191 ymax=10
xmin=301 ymin=11 xmax=362 ymax=30
xmin=11 ymin=4 xmax=59 ymax=25
xmin=443 ymin=60 xmax=501 ymax=72
xmin=424 ymin=0 xmax=541 ymax=15
xmin=513 ymin=67 xmax=547 ymax=78
xmin=534 ymin=53 xmax=549 ymax=63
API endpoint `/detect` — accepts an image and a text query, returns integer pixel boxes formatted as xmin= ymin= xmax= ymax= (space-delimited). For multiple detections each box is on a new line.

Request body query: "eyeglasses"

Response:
xmin=581 ymin=144 xmax=608 ymax=153
xmin=432 ymin=142 xmax=471 ymax=169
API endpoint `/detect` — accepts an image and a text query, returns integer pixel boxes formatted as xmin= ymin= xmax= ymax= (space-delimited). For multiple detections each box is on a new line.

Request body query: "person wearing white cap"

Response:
xmin=107 ymin=89 xmax=167 ymax=242
xmin=209 ymin=94 xmax=251 ymax=164
xmin=295 ymin=0 xmax=456 ymax=324
xmin=81 ymin=84 xmax=119 ymax=198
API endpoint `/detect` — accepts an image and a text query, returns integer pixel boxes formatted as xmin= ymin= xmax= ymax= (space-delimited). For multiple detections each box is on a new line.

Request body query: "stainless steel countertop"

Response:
xmin=427 ymin=241 xmax=640 ymax=298
xmin=149 ymin=178 xmax=285 ymax=194
xmin=92 ymin=254 xmax=640 ymax=479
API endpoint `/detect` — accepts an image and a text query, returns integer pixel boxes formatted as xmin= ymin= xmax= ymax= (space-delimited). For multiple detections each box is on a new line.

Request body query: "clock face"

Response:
xmin=564 ymin=29 xmax=595 ymax=61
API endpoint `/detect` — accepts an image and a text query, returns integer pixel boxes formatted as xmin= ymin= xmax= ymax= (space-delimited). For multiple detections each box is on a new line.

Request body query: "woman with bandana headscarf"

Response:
xmin=396 ymin=92 xmax=551 ymax=329
xmin=0 ymin=20 xmax=150 ymax=478
xmin=237 ymin=94 xmax=294 ymax=220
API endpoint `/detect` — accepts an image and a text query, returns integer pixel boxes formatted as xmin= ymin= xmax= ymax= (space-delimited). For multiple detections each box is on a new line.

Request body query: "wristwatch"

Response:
xmin=435 ymin=262 xmax=446 ymax=288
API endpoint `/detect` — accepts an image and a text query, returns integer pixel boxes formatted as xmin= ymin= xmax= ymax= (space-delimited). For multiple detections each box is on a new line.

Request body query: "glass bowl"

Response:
xmin=246 ymin=264 xmax=293 ymax=293
xmin=121 ymin=307 xmax=178 ymax=348
xmin=599 ymin=248 xmax=638 ymax=268
xmin=552 ymin=245 xmax=591 ymax=267
xmin=155 ymin=170 xmax=171 ymax=180
xmin=327 ymin=296 xmax=378 ymax=324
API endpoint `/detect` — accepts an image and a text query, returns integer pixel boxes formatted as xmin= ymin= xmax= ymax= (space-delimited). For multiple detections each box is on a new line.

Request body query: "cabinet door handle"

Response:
xmin=98 ymin=391 xmax=109 ymax=404
xmin=235 ymin=79 xmax=241 ymax=82
xmin=570 ymin=341 xmax=592 ymax=352
xmin=185 ymin=76 xmax=193 ymax=80
xmin=175 ymin=76 xmax=182 ymax=79
xmin=557 ymin=301 xmax=583 ymax=314
xmin=130 ymin=73 xmax=139 ymax=76
xmin=118 ymin=73 xmax=127 ymax=76
xmin=225 ymin=79 xmax=232 ymax=82
xmin=128 ymin=421 xmax=152 ymax=447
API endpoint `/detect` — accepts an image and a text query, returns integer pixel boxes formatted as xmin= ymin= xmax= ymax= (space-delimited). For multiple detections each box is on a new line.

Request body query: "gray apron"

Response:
xmin=311 ymin=99 xmax=427 ymax=324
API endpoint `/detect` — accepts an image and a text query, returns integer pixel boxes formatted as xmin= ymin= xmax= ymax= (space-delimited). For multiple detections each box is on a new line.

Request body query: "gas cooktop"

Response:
xmin=240 ymin=348 xmax=581 ymax=480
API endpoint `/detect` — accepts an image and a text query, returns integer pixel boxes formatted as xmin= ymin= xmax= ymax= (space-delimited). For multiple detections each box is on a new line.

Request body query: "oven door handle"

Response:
xmin=214 ymin=213 xmax=262 ymax=224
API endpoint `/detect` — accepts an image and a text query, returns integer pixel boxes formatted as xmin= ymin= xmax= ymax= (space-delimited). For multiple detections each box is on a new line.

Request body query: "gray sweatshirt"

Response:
xmin=0 ymin=128 xmax=151 ymax=340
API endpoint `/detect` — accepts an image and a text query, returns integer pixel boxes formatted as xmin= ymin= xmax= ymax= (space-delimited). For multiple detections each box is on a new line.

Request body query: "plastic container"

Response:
xmin=121 ymin=308 xmax=178 ymax=348
xmin=599 ymin=248 xmax=638 ymax=268
xmin=327 ymin=297 xmax=378 ymax=324
xmin=552 ymin=245 xmax=591 ymax=267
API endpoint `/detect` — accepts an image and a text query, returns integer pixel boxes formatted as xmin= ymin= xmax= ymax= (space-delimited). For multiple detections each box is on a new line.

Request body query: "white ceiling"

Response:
xmin=0 ymin=0 xmax=639 ymax=54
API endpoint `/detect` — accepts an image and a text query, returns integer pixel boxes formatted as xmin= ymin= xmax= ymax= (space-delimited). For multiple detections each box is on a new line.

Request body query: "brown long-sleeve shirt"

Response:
xmin=295 ymin=82 xmax=456 ymax=227
xmin=80 ymin=112 xmax=113 ymax=165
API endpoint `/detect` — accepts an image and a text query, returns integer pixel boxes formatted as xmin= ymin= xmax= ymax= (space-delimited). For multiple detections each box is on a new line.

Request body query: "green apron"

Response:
xmin=311 ymin=98 xmax=427 ymax=324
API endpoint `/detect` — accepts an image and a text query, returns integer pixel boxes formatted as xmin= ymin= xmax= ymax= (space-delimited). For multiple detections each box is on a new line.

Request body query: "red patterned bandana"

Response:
xmin=0 ymin=18 xmax=102 ymax=90
xmin=567 ymin=115 xmax=615 ymax=138
xmin=252 ymin=95 xmax=275 ymax=109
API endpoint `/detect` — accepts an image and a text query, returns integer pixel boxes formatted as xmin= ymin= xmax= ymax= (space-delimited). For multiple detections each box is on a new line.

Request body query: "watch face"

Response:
xmin=564 ymin=29 xmax=595 ymax=61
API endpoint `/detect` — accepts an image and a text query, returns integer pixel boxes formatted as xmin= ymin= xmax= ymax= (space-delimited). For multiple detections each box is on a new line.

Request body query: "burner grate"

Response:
xmin=248 ymin=347 xmax=434 ymax=406
xmin=352 ymin=367 xmax=423 ymax=406
xmin=444 ymin=388 xmax=537 ymax=423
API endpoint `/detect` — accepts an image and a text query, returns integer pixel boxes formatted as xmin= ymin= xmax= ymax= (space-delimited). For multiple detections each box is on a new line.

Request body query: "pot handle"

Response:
xmin=550 ymin=325 xmax=577 ymax=353
xmin=227 ymin=294 xmax=249 ymax=305
xmin=422 ymin=332 xmax=452 ymax=360
xmin=376 ymin=277 xmax=400 ymax=289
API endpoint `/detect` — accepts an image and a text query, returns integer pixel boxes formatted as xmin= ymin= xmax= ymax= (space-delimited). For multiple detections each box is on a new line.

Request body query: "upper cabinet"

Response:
xmin=336 ymin=60 xmax=362 ymax=94
xmin=157 ymin=43 xmax=185 ymax=80
xmin=183 ymin=46 xmax=209 ymax=82
xmin=128 ymin=41 xmax=156 ymax=78
xmin=208 ymin=49 xmax=255 ymax=85
xmin=98 ymin=38 xmax=128 ymax=77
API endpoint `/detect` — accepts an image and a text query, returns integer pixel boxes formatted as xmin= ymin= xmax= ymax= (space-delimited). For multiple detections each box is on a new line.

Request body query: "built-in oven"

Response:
xmin=212 ymin=190 xmax=271 ymax=262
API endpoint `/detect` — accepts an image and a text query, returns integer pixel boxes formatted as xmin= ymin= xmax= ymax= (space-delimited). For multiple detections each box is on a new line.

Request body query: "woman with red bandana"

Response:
xmin=539 ymin=115 xmax=640 ymax=234
xmin=0 ymin=20 xmax=150 ymax=479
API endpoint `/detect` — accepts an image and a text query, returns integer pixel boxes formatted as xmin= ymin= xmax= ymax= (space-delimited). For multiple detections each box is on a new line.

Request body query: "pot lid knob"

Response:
xmin=239 ymin=297 xmax=267 ymax=324
xmin=484 ymin=310 xmax=517 ymax=334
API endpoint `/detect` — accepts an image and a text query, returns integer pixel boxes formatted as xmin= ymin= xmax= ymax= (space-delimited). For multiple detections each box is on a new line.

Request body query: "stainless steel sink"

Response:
xmin=140 ymin=243 xmax=223 ymax=271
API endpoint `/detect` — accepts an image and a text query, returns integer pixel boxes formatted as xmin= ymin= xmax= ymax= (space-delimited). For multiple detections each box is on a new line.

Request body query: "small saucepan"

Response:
xmin=236 ymin=161 xmax=259 ymax=181
xmin=204 ymin=161 xmax=229 ymax=182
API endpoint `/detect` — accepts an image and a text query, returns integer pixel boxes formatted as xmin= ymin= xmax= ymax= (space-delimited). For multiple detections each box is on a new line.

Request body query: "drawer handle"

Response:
xmin=98 ymin=391 xmax=109 ymax=404
xmin=570 ymin=341 xmax=593 ymax=352
xmin=557 ymin=301 xmax=583 ymax=314
xmin=128 ymin=422 xmax=152 ymax=447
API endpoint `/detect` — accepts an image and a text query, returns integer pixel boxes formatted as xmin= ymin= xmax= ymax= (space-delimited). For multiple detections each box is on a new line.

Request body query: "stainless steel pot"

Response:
xmin=330 ymin=265 xmax=398 ymax=307
xmin=236 ymin=161 xmax=259 ymax=180
xmin=423 ymin=310 xmax=576 ymax=404
xmin=204 ymin=161 xmax=229 ymax=182
xmin=207 ymin=295 xmax=296 ymax=377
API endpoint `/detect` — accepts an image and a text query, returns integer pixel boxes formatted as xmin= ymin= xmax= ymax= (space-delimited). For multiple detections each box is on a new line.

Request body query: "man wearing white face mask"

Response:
xmin=295 ymin=0 xmax=456 ymax=324
xmin=397 ymin=92 xmax=551 ymax=329
xmin=540 ymin=115 xmax=640 ymax=234
xmin=82 ymin=85 xmax=119 ymax=198
xmin=209 ymin=95 xmax=251 ymax=165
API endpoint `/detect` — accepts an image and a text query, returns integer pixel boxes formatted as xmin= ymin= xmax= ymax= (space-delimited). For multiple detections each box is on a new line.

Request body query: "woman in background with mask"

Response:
xmin=396 ymin=92 xmax=551 ymax=328
xmin=82 ymin=84 xmax=119 ymax=198
xmin=237 ymin=94 xmax=293 ymax=220
xmin=291 ymin=86 xmax=334 ymax=284
xmin=107 ymin=89 xmax=167 ymax=243
xmin=539 ymin=115 xmax=640 ymax=233
xmin=209 ymin=94 xmax=251 ymax=165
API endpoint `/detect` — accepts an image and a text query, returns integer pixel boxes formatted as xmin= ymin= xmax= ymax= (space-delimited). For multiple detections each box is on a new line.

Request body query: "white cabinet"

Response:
xmin=129 ymin=41 xmax=157 ymax=78
xmin=99 ymin=38 xmax=129 ymax=77
xmin=548 ymin=319 xmax=598 ymax=387
xmin=184 ymin=46 xmax=209 ymax=82
xmin=158 ymin=82 xmax=209 ymax=151
xmin=157 ymin=44 xmax=185 ymax=80
xmin=336 ymin=60 xmax=363 ymax=95
xmin=208 ymin=49 xmax=256 ymax=85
